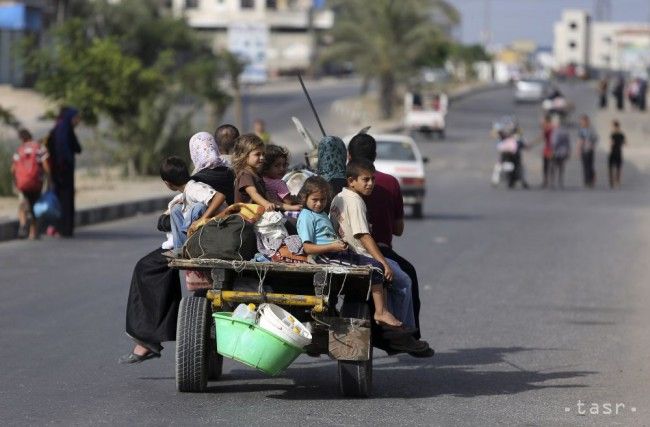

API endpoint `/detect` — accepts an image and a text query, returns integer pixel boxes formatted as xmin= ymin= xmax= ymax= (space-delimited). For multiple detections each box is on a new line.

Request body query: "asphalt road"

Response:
xmin=1 ymin=82 xmax=650 ymax=426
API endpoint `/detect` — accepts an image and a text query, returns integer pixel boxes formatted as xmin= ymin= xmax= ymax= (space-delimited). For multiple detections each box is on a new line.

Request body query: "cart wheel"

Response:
xmin=176 ymin=296 xmax=210 ymax=392
xmin=337 ymin=302 xmax=373 ymax=397
xmin=208 ymin=321 xmax=224 ymax=380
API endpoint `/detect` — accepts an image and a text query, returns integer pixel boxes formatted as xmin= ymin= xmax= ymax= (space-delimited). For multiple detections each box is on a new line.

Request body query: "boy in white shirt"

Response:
xmin=329 ymin=159 xmax=415 ymax=328
xmin=160 ymin=156 xmax=227 ymax=251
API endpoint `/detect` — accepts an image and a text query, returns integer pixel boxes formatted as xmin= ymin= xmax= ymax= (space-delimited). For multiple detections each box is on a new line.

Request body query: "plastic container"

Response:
xmin=232 ymin=303 xmax=257 ymax=323
xmin=257 ymin=303 xmax=312 ymax=348
xmin=213 ymin=312 xmax=303 ymax=376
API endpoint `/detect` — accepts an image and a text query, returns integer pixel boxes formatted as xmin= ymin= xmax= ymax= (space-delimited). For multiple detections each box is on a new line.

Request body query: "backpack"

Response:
xmin=14 ymin=142 xmax=44 ymax=193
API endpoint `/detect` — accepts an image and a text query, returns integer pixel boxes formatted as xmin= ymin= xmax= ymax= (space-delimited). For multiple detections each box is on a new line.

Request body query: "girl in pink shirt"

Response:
xmin=261 ymin=144 xmax=301 ymax=212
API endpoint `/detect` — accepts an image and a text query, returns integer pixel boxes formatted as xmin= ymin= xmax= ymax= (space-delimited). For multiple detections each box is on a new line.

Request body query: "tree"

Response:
xmin=325 ymin=0 xmax=459 ymax=118
xmin=24 ymin=0 xmax=234 ymax=175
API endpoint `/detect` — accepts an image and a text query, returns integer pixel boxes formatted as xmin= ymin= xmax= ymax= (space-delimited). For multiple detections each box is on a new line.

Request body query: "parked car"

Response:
xmin=344 ymin=134 xmax=427 ymax=218
xmin=514 ymin=78 xmax=550 ymax=103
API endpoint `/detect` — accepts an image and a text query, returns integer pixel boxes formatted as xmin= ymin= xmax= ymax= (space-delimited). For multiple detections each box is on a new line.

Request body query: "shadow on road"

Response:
xmin=199 ymin=346 xmax=595 ymax=400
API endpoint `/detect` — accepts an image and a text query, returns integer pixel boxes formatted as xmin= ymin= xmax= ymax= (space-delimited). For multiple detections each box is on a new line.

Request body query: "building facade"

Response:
xmin=0 ymin=0 xmax=51 ymax=86
xmin=169 ymin=0 xmax=333 ymax=78
xmin=554 ymin=9 xmax=650 ymax=74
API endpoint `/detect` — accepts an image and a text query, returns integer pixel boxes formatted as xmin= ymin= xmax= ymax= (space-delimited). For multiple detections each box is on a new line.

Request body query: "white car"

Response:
xmin=345 ymin=134 xmax=427 ymax=218
xmin=514 ymin=79 xmax=550 ymax=103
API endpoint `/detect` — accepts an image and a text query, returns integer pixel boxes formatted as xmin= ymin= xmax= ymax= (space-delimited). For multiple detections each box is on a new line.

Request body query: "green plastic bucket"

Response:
xmin=213 ymin=312 xmax=303 ymax=376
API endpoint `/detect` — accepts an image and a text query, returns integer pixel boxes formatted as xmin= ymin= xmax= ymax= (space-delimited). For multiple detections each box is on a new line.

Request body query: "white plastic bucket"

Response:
xmin=257 ymin=303 xmax=312 ymax=348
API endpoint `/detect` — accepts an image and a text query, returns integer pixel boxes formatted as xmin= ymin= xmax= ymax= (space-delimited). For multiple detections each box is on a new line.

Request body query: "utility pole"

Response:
xmin=481 ymin=0 xmax=491 ymax=47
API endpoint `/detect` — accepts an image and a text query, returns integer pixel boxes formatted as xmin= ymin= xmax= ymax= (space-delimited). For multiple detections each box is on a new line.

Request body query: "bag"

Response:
xmin=33 ymin=190 xmax=61 ymax=222
xmin=183 ymin=214 xmax=256 ymax=260
xmin=14 ymin=142 xmax=44 ymax=193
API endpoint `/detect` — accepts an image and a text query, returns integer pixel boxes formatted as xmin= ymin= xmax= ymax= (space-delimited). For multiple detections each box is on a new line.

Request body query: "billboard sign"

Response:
xmin=227 ymin=22 xmax=269 ymax=84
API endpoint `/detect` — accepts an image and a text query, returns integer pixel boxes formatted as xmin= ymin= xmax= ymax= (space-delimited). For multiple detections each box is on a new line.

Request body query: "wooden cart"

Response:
xmin=168 ymin=256 xmax=375 ymax=397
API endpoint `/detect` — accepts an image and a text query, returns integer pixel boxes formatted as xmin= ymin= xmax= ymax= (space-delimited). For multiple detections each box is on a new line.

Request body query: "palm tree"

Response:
xmin=325 ymin=0 xmax=459 ymax=118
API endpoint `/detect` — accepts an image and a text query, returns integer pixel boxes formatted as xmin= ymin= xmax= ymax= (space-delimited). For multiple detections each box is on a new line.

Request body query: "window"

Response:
xmin=185 ymin=0 xmax=199 ymax=8
xmin=241 ymin=0 xmax=254 ymax=8
xmin=569 ymin=21 xmax=577 ymax=30
xmin=376 ymin=141 xmax=416 ymax=161
xmin=266 ymin=0 xmax=277 ymax=9
xmin=569 ymin=41 xmax=576 ymax=49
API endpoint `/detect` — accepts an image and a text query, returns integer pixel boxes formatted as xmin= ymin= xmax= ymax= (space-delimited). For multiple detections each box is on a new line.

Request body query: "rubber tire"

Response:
xmin=208 ymin=321 xmax=224 ymax=380
xmin=176 ymin=296 xmax=210 ymax=392
xmin=438 ymin=129 xmax=445 ymax=139
xmin=337 ymin=302 xmax=373 ymax=398
xmin=412 ymin=203 xmax=423 ymax=219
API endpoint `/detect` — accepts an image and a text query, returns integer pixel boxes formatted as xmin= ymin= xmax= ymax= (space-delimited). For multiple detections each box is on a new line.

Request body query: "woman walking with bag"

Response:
xmin=47 ymin=107 xmax=82 ymax=237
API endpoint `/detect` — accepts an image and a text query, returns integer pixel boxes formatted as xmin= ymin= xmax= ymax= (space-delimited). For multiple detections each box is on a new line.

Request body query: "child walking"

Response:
xmin=232 ymin=134 xmax=275 ymax=211
xmin=296 ymin=176 xmax=405 ymax=328
xmin=160 ymin=156 xmax=226 ymax=251
xmin=608 ymin=120 xmax=626 ymax=188
xmin=11 ymin=128 xmax=51 ymax=239
xmin=329 ymin=160 xmax=416 ymax=328
xmin=261 ymin=144 xmax=301 ymax=212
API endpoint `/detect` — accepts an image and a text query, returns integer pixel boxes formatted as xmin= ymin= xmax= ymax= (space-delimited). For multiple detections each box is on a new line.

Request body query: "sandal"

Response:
xmin=118 ymin=351 xmax=161 ymax=365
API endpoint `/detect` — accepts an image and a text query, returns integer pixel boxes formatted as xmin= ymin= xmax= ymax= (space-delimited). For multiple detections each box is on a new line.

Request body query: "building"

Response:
xmin=554 ymin=9 xmax=650 ymax=75
xmin=553 ymin=9 xmax=591 ymax=72
xmin=0 ymin=0 xmax=51 ymax=86
xmin=168 ymin=0 xmax=333 ymax=80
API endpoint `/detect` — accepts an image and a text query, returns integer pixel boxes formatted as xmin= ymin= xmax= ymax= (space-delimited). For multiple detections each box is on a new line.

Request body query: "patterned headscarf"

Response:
xmin=317 ymin=136 xmax=347 ymax=182
xmin=189 ymin=131 xmax=225 ymax=174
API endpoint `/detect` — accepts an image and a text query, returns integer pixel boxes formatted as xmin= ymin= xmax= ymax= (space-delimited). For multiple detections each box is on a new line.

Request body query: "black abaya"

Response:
xmin=125 ymin=248 xmax=181 ymax=349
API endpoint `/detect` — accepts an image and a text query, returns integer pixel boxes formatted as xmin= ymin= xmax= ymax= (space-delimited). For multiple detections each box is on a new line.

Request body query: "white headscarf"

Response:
xmin=189 ymin=131 xmax=226 ymax=174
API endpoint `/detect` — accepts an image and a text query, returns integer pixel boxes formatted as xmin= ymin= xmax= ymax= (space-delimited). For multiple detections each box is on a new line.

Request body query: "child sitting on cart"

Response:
xmin=296 ymin=175 xmax=407 ymax=329
xmin=160 ymin=156 xmax=227 ymax=251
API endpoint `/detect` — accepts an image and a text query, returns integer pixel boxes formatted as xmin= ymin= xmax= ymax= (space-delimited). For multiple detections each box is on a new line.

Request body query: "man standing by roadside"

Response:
xmin=577 ymin=115 xmax=598 ymax=188
xmin=214 ymin=123 xmax=239 ymax=166
xmin=347 ymin=133 xmax=424 ymax=344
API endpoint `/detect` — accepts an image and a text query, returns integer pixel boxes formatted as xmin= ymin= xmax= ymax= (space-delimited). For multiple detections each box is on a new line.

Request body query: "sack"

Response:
xmin=183 ymin=214 xmax=256 ymax=260
xmin=33 ymin=190 xmax=61 ymax=221
xmin=14 ymin=142 xmax=44 ymax=193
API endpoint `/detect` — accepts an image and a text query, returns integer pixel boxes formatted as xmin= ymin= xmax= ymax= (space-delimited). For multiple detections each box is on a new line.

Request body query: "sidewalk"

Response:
xmin=0 ymin=168 xmax=174 ymax=241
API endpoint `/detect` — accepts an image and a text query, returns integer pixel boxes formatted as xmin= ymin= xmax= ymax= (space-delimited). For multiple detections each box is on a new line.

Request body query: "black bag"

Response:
xmin=183 ymin=214 xmax=256 ymax=260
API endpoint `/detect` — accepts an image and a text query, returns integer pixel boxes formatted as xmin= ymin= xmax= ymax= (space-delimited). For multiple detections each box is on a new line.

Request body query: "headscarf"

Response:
xmin=317 ymin=136 xmax=347 ymax=182
xmin=189 ymin=131 xmax=225 ymax=174
xmin=52 ymin=107 xmax=79 ymax=166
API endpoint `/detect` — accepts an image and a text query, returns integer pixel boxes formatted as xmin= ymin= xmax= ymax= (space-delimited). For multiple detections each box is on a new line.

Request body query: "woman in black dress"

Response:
xmin=120 ymin=130 xmax=236 ymax=363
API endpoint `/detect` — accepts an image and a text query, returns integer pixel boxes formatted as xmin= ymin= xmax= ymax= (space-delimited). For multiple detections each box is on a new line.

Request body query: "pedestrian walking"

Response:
xmin=253 ymin=118 xmax=271 ymax=144
xmin=46 ymin=107 xmax=82 ymax=237
xmin=598 ymin=77 xmax=608 ymax=109
xmin=608 ymin=120 xmax=626 ymax=189
xmin=577 ymin=115 xmax=598 ymax=188
xmin=549 ymin=116 xmax=570 ymax=189
xmin=540 ymin=114 xmax=554 ymax=188
xmin=612 ymin=76 xmax=625 ymax=111
xmin=638 ymin=78 xmax=647 ymax=111
xmin=11 ymin=129 xmax=51 ymax=239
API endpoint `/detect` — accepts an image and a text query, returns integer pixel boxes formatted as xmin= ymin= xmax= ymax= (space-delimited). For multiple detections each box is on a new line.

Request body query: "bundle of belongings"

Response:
xmin=183 ymin=203 xmax=307 ymax=264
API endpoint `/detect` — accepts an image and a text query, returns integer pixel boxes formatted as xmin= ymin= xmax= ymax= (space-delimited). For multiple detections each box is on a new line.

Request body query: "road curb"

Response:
xmin=0 ymin=196 xmax=170 ymax=242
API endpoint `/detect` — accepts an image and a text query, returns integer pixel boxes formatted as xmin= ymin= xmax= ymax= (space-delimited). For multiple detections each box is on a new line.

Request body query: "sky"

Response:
xmin=448 ymin=0 xmax=650 ymax=47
